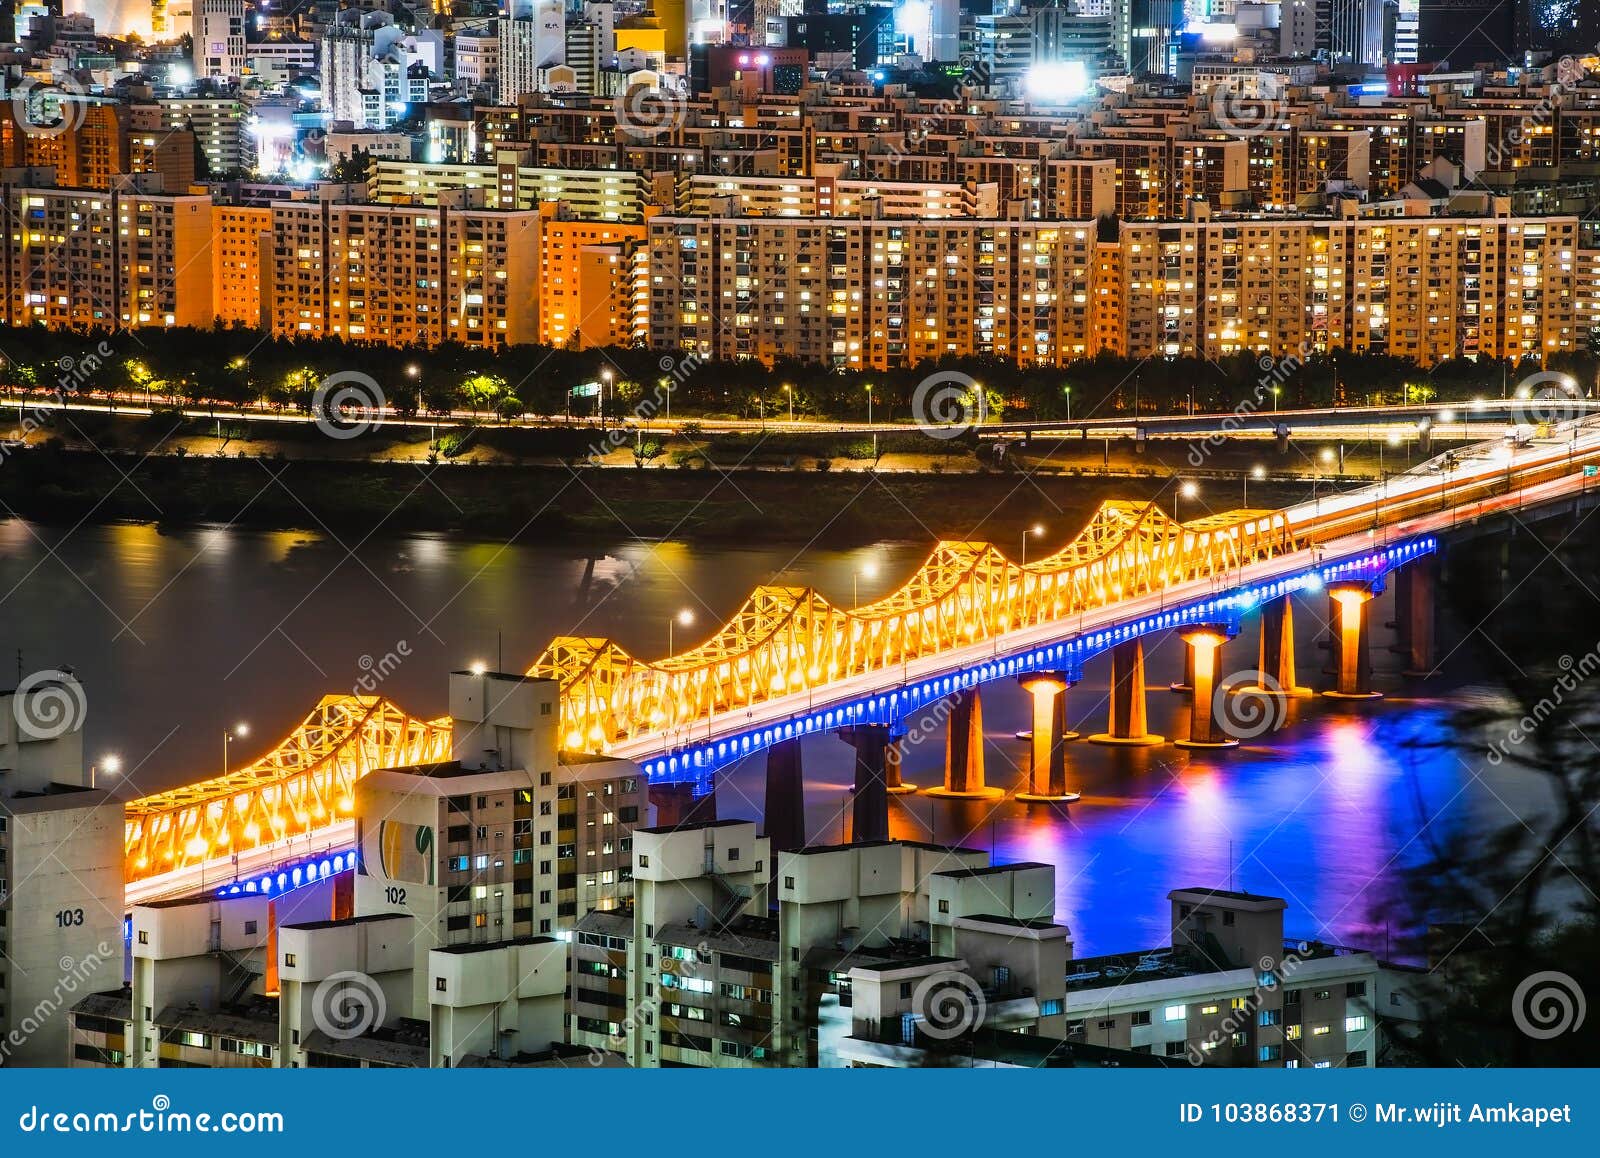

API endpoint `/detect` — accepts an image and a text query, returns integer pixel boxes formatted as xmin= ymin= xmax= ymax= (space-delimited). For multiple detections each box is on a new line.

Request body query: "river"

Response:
xmin=0 ymin=519 xmax=1543 ymax=955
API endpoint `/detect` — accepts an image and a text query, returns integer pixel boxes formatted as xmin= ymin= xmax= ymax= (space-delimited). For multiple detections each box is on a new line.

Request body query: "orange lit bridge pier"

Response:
xmin=553 ymin=538 xmax=1436 ymax=842
xmin=542 ymin=420 xmax=1600 ymax=823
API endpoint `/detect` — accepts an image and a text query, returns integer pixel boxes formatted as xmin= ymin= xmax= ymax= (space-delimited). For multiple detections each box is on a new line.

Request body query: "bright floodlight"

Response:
xmin=1180 ymin=481 xmax=1198 ymax=498
xmin=1439 ymin=408 xmax=1455 ymax=423
xmin=1320 ymin=448 xmax=1335 ymax=463
xmin=861 ymin=561 xmax=880 ymax=579
xmin=1025 ymin=61 xmax=1090 ymax=103
xmin=1030 ymin=523 xmax=1045 ymax=536
xmin=101 ymin=754 xmax=122 ymax=775
xmin=1251 ymin=465 xmax=1266 ymax=479
xmin=469 ymin=661 xmax=488 ymax=675
xmin=677 ymin=608 xmax=696 ymax=626
xmin=234 ymin=722 xmax=249 ymax=737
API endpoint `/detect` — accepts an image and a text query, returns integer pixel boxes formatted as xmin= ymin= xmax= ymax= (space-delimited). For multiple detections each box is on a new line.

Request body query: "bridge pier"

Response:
xmin=1176 ymin=625 xmax=1239 ymax=749
xmin=840 ymin=724 xmax=891 ymax=842
xmin=925 ymin=687 xmax=1004 ymax=800
xmin=1324 ymin=581 xmax=1382 ymax=699
xmin=1168 ymin=646 xmax=1195 ymax=694
xmin=651 ymin=781 xmax=718 ymax=828
xmin=884 ymin=728 xmax=917 ymax=794
xmin=1088 ymin=639 xmax=1165 ymax=746
xmin=1391 ymin=557 xmax=1438 ymax=677
xmin=1016 ymin=674 xmax=1081 ymax=802
xmin=762 ymin=736 xmax=806 ymax=855
xmin=1244 ymin=594 xmax=1313 ymax=697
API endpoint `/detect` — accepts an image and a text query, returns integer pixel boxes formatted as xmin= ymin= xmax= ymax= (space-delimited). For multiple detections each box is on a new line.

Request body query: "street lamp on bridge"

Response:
xmin=1175 ymin=480 xmax=1198 ymax=525
xmin=1021 ymin=523 xmax=1045 ymax=567
xmin=669 ymin=608 xmax=695 ymax=655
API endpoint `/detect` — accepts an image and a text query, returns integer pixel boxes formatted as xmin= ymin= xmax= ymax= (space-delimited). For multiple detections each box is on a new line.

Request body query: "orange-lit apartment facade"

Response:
xmin=645 ymin=206 xmax=1582 ymax=369
xmin=265 ymin=192 xmax=539 ymax=347
xmin=0 ymin=174 xmax=1588 ymax=370
xmin=0 ymin=173 xmax=215 ymax=329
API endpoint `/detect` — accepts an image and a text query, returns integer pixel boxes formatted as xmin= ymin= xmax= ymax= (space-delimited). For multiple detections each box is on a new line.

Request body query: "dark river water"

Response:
xmin=0 ymin=519 xmax=1544 ymax=955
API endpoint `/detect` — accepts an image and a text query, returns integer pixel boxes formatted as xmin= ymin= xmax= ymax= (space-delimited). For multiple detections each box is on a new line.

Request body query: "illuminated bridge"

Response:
xmin=124 ymin=422 xmax=1600 ymax=900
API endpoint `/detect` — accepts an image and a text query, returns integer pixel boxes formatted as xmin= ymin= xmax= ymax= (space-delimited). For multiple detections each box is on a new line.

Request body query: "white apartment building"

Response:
xmin=354 ymin=670 xmax=644 ymax=1014
xmin=191 ymin=0 xmax=247 ymax=79
xmin=1 ymin=673 xmax=124 ymax=1068
xmin=499 ymin=0 xmax=566 ymax=105
xmin=1063 ymin=888 xmax=1419 ymax=1067
xmin=572 ymin=831 xmax=1071 ymax=1068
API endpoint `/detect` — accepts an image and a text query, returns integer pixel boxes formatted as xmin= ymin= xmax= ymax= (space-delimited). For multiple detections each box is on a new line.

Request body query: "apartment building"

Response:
xmin=538 ymin=206 xmax=648 ymax=348
xmin=368 ymin=155 xmax=652 ymax=220
xmin=74 ymin=894 xmax=578 ymax=1069
xmin=0 ymin=173 xmax=216 ymax=330
xmin=211 ymin=200 xmax=271 ymax=327
xmin=645 ymin=203 xmax=1582 ymax=368
xmin=354 ymin=670 xmax=644 ymax=1015
xmin=0 ymin=103 xmax=194 ymax=192
xmin=1 ymin=673 xmax=124 ymax=1068
xmin=571 ymin=830 xmax=1070 ymax=1068
xmin=1063 ymin=888 xmax=1419 ymax=1068
xmin=266 ymin=190 xmax=539 ymax=346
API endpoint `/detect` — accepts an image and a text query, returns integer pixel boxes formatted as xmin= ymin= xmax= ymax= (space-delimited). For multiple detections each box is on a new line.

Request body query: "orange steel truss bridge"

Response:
xmin=531 ymin=500 xmax=1295 ymax=753
xmin=123 ymin=423 xmax=1600 ymax=896
xmin=124 ymin=696 xmax=450 ymax=889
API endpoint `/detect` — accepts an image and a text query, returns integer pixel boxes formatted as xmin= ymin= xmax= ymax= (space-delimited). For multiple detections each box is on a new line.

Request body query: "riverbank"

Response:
xmin=0 ymin=444 xmax=1320 ymax=546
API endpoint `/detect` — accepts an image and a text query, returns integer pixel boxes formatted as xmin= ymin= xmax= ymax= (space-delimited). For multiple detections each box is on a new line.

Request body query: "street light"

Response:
xmin=1176 ymin=481 xmax=1198 ymax=524
xmin=1021 ymin=523 xmax=1044 ymax=567
xmin=1245 ymin=464 xmax=1264 ymax=506
xmin=864 ymin=382 xmax=876 ymax=456
xmin=1272 ymin=386 xmax=1281 ymax=413
xmin=92 ymin=753 xmax=121 ymax=788
xmin=600 ymin=367 xmax=613 ymax=434
xmin=668 ymin=608 xmax=694 ymax=654
xmin=223 ymin=722 xmax=250 ymax=777
xmin=783 ymin=383 xmax=794 ymax=423
xmin=1063 ymin=384 xmax=1072 ymax=423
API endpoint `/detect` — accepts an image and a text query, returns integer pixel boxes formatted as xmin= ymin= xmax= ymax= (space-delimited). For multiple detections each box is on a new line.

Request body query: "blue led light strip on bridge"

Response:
xmin=639 ymin=535 xmax=1440 ymax=791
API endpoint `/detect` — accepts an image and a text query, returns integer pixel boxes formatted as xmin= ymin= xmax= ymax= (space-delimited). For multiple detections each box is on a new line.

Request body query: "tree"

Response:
xmin=461 ymin=372 xmax=505 ymax=418
xmin=631 ymin=438 xmax=663 ymax=468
